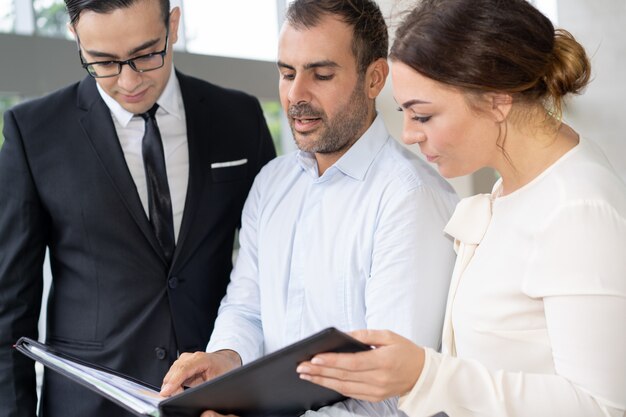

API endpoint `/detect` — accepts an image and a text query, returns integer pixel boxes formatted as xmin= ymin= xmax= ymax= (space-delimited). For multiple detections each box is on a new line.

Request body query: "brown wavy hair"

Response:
xmin=390 ymin=0 xmax=591 ymax=120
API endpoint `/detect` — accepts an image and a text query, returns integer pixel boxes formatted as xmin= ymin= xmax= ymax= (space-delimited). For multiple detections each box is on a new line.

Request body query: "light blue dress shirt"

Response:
xmin=207 ymin=115 xmax=458 ymax=417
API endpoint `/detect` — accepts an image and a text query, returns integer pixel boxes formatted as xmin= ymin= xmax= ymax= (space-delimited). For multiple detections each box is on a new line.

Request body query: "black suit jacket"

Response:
xmin=0 ymin=71 xmax=276 ymax=417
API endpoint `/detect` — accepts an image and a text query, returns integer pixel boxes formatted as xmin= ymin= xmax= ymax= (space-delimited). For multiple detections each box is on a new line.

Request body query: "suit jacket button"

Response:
xmin=168 ymin=277 xmax=179 ymax=289
xmin=155 ymin=347 xmax=167 ymax=360
xmin=154 ymin=347 xmax=167 ymax=361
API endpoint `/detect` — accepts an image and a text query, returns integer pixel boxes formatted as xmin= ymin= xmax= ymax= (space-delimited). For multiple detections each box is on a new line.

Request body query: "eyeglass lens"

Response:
xmin=86 ymin=54 xmax=165 ymax=78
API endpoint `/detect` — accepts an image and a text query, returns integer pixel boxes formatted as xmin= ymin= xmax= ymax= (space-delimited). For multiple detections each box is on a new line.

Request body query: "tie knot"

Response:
xmin=140 ymin=103 xmax=159 ymax=121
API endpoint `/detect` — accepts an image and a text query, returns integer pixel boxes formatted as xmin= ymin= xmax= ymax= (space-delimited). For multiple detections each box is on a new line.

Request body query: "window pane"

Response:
xmin=183 ymin=0 xmax=278 ymax=61
xmin=261 ymin=100 xmax=284 ymax=155
xmin=0 ymin=0 xmax=15 ymax=33
xmin=0 ymin=94 xmax=23 ymax=149
xmin=33 ymin=0 xmax=70 ymax=38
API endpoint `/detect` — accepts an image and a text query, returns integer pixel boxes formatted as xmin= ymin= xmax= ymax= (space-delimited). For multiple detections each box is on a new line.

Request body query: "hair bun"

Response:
xmin=545 ymin=29 xmax=591 ymax=99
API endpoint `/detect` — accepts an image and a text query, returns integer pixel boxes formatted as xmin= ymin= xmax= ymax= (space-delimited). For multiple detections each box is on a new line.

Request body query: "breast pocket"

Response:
xmin=210 ymin=159 xmax=248 ymax=182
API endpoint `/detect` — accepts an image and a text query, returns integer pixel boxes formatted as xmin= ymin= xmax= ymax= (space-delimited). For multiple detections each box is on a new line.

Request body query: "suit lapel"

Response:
xmin=171 ymin=71 xmax=211 ymax=267
xmin=77 ymin=77 xmax=168 ymax=266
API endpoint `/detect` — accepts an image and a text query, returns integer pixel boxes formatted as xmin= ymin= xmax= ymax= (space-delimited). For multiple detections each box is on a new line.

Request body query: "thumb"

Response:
xmin=347 ymin=329 xmax=397 ymax=348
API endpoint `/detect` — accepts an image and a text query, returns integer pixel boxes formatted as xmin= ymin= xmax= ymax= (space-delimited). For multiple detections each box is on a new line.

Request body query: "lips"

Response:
xmin=288 ymin=102 xmax=324 ymax=133
xmin=292 ymin=117 xmax=322 ymax=133
xmin=295 ymin=118 xmax=319 ymax=124
xmin=120 ymin=89 xmax=148 ymax=104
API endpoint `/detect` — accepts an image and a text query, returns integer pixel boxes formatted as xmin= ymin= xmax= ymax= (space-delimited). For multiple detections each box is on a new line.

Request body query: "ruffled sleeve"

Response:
xmin=523 ymin=200 xmax=626 ymax=297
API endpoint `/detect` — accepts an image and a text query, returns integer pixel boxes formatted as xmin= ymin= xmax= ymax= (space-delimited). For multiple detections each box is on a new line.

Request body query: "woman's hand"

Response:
xmin=296 ymin=329 xmax=425 ymax=402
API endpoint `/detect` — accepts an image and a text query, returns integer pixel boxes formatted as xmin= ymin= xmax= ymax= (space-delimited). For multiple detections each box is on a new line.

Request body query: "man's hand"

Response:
xmin=160 ymin=349 xmax=242 ymax=397
xmin=200 ymin=411 xmax=238 ymax=417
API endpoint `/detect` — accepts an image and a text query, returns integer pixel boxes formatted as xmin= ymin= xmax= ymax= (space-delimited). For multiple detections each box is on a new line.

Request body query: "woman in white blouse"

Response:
xmin=296 ymin=0 xmax=626 ymax=416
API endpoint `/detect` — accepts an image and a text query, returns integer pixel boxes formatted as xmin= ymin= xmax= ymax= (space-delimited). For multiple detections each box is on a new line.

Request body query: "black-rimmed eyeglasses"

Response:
xmin=78 ymin=31 xmax=169 ymax=79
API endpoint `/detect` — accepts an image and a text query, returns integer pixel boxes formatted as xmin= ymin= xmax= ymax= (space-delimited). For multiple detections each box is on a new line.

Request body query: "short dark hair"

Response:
xmin=285 ymin=0 xmax=388 ymax=74
xmin=390 ymin=0 xmax=590 ymax=118
xmin=65 ymin=0 xmax=170 ymax=27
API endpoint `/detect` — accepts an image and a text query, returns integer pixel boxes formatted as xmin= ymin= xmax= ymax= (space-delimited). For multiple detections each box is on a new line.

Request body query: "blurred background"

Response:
xmin=1 ymin=0 xmax=624 ymax=195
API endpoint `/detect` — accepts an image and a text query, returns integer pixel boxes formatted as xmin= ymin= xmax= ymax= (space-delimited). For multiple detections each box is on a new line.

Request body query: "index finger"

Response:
xmin=160 ymin=353 xmax=208 ymax=396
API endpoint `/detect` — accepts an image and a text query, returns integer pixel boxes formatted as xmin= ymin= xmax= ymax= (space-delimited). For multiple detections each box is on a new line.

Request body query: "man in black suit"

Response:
xmin=0 ymin=0 xmax=275 ymax=416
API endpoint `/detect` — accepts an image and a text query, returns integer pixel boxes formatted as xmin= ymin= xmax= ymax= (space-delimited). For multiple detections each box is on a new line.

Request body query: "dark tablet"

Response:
xmin=160 ymin=327 xmax=371 ymax=417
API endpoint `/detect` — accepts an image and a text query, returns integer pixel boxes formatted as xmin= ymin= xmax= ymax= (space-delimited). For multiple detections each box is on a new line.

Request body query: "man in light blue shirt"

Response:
xmin=161 ymin=1 xmax=458 ymax=416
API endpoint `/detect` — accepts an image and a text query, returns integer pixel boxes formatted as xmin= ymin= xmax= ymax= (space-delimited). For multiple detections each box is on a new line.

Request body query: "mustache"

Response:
xmin=288 ymin=103 xmax=323 ymax=119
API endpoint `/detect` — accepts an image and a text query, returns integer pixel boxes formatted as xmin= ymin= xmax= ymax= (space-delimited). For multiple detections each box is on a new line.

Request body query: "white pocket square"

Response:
xmin=211 ymin=159 xmax=248 ymax=169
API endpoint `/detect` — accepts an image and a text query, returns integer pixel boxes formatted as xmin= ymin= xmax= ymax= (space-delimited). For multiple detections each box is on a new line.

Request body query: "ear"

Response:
xmin=364 ymin=58 xmax=389 ymax=100
xmin=168 ymin=6 xmax=182 ymax=45
xmin=484 ymin=92 xmax=513 ymax=122
xmin=67 ymin=22 xmax=76 ymax=38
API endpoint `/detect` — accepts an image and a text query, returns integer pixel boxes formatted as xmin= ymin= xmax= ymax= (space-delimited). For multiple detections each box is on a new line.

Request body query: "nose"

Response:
xmin=401 ymin=116 xmax=425 ymax=146
xmin=286 ymin=75 xmax=311 ymax=105
xmin=117 ymin=64 xmax=142 ymax=92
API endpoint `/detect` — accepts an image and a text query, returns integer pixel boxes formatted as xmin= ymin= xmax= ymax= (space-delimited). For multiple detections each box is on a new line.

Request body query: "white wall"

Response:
xmin=558 ymin=0 xmax=626 ymax=182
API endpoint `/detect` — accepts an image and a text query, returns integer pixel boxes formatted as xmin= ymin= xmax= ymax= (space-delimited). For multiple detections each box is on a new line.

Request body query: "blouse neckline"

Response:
xmin=491 ymin=137 xmax=584 ymax=204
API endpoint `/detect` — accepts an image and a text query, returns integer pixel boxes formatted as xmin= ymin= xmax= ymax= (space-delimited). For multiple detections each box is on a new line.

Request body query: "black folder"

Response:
xmin=16 ymin=327 xmax=371 ymax=417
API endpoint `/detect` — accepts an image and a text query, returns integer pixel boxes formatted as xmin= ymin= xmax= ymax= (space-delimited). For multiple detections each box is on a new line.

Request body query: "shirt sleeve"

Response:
xmin=398 ymin=201 xmax=626 ymax=417
xmin=365 ymin=183 xmax=457 ymax=348
xmin=205 ymin=170 xmax=266 ymax=364
xmin=304 ymin=182 xmax=457 ymax=417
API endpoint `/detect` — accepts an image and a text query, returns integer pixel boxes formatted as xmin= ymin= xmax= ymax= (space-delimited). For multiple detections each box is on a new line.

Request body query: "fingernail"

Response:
xmin=311 ymin=357 xmax=324 ymax=365
xmin=160 ymin=384 xmax=170 ymax=394
xmin=300 ymin=374 xmax=311 ymax=381
xmin=296 ymin=365 xmax=310 ymax=373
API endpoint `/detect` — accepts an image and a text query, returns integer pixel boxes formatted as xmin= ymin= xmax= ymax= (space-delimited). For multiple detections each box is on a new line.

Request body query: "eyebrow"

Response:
xmin=398 ymin=98 xmax=432 ymax=109
xmin=277 ymin=60 xmax=340 ymax=71
xmin=83 ymin=37 xmax=162 ymax=59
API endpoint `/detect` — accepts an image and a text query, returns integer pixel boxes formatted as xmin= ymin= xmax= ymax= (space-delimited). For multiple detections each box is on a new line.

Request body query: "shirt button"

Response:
xmin=168 ymin=277 xmax=179 ymax=289
xmin=155 ymin=347 xmax=167 ymax=360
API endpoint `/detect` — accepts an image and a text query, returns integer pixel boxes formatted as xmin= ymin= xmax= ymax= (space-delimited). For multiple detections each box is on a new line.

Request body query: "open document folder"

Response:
xmin=15 ymin=327 xmax=371 ymax=417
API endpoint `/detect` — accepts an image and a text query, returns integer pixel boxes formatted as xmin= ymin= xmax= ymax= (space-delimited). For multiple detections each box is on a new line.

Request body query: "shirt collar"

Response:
xmin=96 ymin=65 xmax=183 ymax=127
xmin=296 ymin=114 xmax=389 ymax=181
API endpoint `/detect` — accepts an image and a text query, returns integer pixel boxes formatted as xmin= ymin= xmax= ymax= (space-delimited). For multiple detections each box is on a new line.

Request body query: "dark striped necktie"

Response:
xmin=139 ymin=103 xmax=175 ymax=263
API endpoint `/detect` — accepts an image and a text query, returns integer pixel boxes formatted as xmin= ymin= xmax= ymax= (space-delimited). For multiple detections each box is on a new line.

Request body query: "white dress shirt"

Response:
xmin=400 ymin=137 xmax=626 ymax=417
xmin=207 ymin=115 xmax=459 ymax=417
xmin=96 ymin=68 xmax=189 ymax=242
